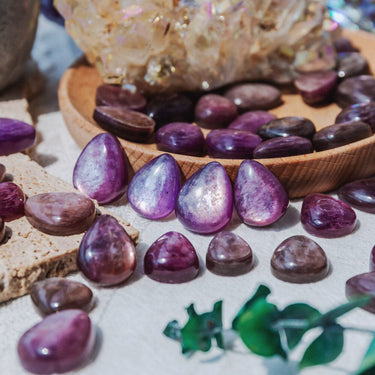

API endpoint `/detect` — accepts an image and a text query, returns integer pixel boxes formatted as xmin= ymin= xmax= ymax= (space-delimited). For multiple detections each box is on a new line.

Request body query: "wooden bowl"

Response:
xmin=58 ymin=30 xmax=375 ymax=198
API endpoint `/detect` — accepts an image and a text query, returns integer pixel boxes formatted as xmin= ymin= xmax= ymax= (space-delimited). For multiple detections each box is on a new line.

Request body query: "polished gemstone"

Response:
xmin=73 ymin=133 xmax=128 ymax=204
xmin=228 ymin=111 xmax=277 ymax=133
xmin=25 ymin=192 xmax=96 ymax=236
xmin=175 ymin=162 xmax=233 ymax=234
xmin=312 ymin=121 xmax=371 ymax=151
xmin=301 ymin=193 xmax=357 ymax=238
xmin=253 ymin=136 xmax=313 ymax=159
xmin=18 ymin=310 xmax=95 ymax=374
xmin=338 ymin=178 xmax=375 ymax=213
xmin=0 ymin=218 xmax=4 ymax=243
xmin=271 ymin=235 xmax=328 ymax=283
xmin=234 ymin=160 xmax=289 ymax=227
xmin=144 ymin=231 xmax=199 ymax=283
xmin=224 ymin=83 xmax=281 ymax=112
xmin=30 ymin=278 xmax=93 ymax=315
xmin=77 ymin=215 xmax=136 ymax=286
xmin=337 ymin=52 xmax=368 ymax=79
xmin=257 ymin=116 xmax=316 ymax=139
xmin=0 ymin=182 xmax=25 ymax=222
xmin=194 ymin=94 xmax=238 ymax=129
xmin=335 ymin=75 xmax=375 ymax=108
xmin=206 ymin=129 xmax=261 ymax=159
xmin=206 ymin=231 xmax=253 ymax=276
xmin=346 ymin=272 xmax=375 ymax=314
xmin=0 ymin=163 xmax=5 ymax=182
xmin=294 ymin=70 xmax=337 ymax=105
xmin=334 ymin=37 xmax=359 ymax=53
xmin=95 ymin=84 xmax=146 ymax=111
xmin=336 ymin=102 xmax=375 ymax=133
xmin=370 ymin=246 xmax=375 ymax=272
xmin=156 ymin=122 xmax=205 ymax=156
xmin=0 ymin=118 xmax=36 ymax=156
xmin=127 ymin=154 xmax=180 ymax=219
xmin=93 ymin=106 xmax=155 ymax=142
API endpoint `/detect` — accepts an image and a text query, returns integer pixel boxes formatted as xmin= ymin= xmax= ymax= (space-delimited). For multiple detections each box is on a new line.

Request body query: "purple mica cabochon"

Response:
xmin=127 ymin=154 xmax=180 ymax=219
xmin=371 ymin=246 xmax=375 ymax=272
xmin=18 ymin=310 xmax=96 ymax=374
xmin=338 ymin=178 xmax=375 ymax=213
xmin=73 ymin=133 xmax=128 ymax=204
xmin=0 ymin=182 xmax=25 ymax=222
xmin=301 ymin=193 xmax=357 ymax=238
xmin=144 ymin=231 xmax=199 ymax=283
xmin=346 ymin=272 xmax=375 ymax=314
xmin=234 ymin=160 xmax=289 ymax=227
xmin=0 ymin=218 xmax=4 ymax=243
xmin=175 ymin=161 xmax=233 ymax=234
xmin=336 ymin=102 xmax=375 ymax=133
xmin=228 ymin=110 xmax=276 ymax=133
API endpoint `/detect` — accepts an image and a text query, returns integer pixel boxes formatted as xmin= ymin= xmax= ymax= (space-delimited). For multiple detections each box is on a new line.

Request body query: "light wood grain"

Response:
xmin=58 ymin=30 xmax=375 ymax=198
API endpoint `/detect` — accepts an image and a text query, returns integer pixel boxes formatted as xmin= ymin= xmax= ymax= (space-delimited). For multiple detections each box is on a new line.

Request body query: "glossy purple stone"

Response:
xmin=18 ymin=310 xmax=95 ymax=374
xmin=144 ymin=231 xmax=199 ymax=283
xmin=0 ymin=118 xmax=36 ymax=156
xmin=73 ymin=133 xmax=128 ymax=204
xmin=253 ymin=136 xmax=313 ymax=159
xmin=335 ymin=75 xmax=375 ymax=108
xmin=224 ymin=83 xmax=282 ymax=112
xmin=194 ymin=94 xmax=238 ymax=129
xmin=30 ymin=278 xmax=93 ymax=315
xmin=271 ymin=235 xmax=328 ymax=283
xmin=156 ymin=122 xmax=205 ymax=156
xmin=334 ymin=37 xmax=359 ymax=53
xmin=175 ymin=162 xmax=233 ymax=234
xmin=95 ymin=84 xmax=146 ymax=111
xmin=370 ymin=246 xmax=375 ymax=272
xmin=234 ymin=160 xmax=289 ymax=227
xmin=346 ymin=272 xmax=375 ymax=314
xmin=338 ymin=178 xmax=375 ymax=213
xmin=77 ymin=215 xmax=136 ymax=286
xmin=294 ymin=71 xmax=338 ymax=105
xmin=206 ymin=129 xmax=262 ymax=159
xmin=301 ymin=193 xmax=357 ymax=238
xmin=0 ymin=163 xmax=5 ymax=182
xmin=127 ymin=154 xmax=180 ymax=219
xmin=0 ymin=218 xmax=4 ymax=243
xmin=93 ymin=106 xmax=155 ymax=142
xmin=336 ymin=102 xmax=375 ymax=133
xmin=337 ymin=52 xmax=368 ymax=79
xmin=312 ymin=121 xmax=372 ymax=151
xmin=0 ymin=182 xmax=25 ymax=222
xmin=206 ymin=231 xmax=253 ymax=276
xmin=228 ymin=111 xmax=277 ymax=133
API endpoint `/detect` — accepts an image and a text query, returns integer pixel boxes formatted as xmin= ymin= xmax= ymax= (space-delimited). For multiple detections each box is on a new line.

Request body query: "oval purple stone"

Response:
xmin=0 ymin=218 xmax=4 ymax=243
xmin=0 ymin=182 xmax=25 ymax=222
xmin=301 ymin=193 xmax=357 ymax=238
xmin=346 ymin=272 xmax=375 ymax=314
xmin=337 ymin=52 xmax=368 ymax=79
xmin=144 ymin=231 xmax=199 ymax=283
xmin=338 ymin=178 xmax=375 ymax=213
xmin=175 ymin=161 xmax=233 ymax=234
xmin=234 ymin=160 xmax=289 ymax=227
xmin=336 ymin=102 xmax=375 ymax=133
xmin=127 ymin=154 xmax=180 ymax=219
xmin=228 ymin=111 xmax=277 ymax=133
xmin=370 ymin=246 xmax=375 ymax=272
xmin=0 ymin=163 xmax=5 ymax=182
xmin=18 ymin=310 xmax=95 ymax=374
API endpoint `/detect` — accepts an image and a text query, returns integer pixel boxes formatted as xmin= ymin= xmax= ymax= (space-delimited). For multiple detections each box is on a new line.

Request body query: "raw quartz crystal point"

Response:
xmin=144 ymin=231 xmax=199 ymax=283
xmin=56 ymin=0 xmax=334 ymax=93
xmin=346 ymin=272 xmax=375 ymax=314
xmin=73 ymin=133 xmax=128 ymax=205
xmin=175 ymin=161 xmax=233 ymax=234
xmin=18 ymin=310 xmax=95 ymax=374
xmin=127 ymin=154 xmax=180 ymax=219
xmin=234 ymin=160 xmax=288 ymax=227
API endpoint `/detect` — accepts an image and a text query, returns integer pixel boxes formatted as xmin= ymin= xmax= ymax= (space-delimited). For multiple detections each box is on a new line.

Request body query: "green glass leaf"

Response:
xmin=357 ymin=334 xmax=375 ymax=375
xmin=163 ymin=320 xmax=182 ymax=341
xmin=299 ymin=324 xmax=344 ymax=369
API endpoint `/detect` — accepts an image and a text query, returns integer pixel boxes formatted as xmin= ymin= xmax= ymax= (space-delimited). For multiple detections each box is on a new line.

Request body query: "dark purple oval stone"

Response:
xmin=0 ymin=218 xmax=4 ymax=243
xmin=156 ymin=122 xmax=205 ymax=156
xmin=77 ymin=215 xmax=136 ymax=286
xmin=206 ymin=231 xmax=253 ymax=276
xmin=312 ymin=121 xmax=372 ymax=151
xmin=234 ymin=160 xmax=289 ymax=227
xmin=346 ymin=272 xmax=375 ymax=314
xmin=175 ymin=161 xmax=233 ymax=234
xmin=18 ymin=310 xmax=95 ymax=374
xmin=271 ymin=235 xmax=328 ymax=283
xmin=337 ymin=52 xmax=368 ymax=79
xmin=93 ymin=106 xmax=155 ymax=142
xmin=370 ymin=246 xmax=375 ymax=272
xmin=206 ymin=129 xmax=261 ymax=159
xmin=253 ymin=136 xmax=313 ymax=159
xmin=144 ymin=231 xmax=199 ymax=283
xmin=301 ymin=193 xmax=357 ymax=238
xmin=30 ymin=278 xmax=93 ymax=315
xmin=338 ymin=178 xmax=375 ymax=213
xmin=0 ymin=118 xmax=36 ymax=156
xmin=336 ymin=102 xmax=375 ymax=133
xmin=228 ymin=111 xmax=277 ymax=133
xmin=73 ymin=133 xmax=128 ymax=204
xmin=127 ymin=154 xmax=180 ymax=219
xmin=0 ymin=163 xmax=5 ymax=182
xmin=0 ymin=182 xmax=25 ymax=222
xmin=95 ymin=84 xmax=146 ymax=111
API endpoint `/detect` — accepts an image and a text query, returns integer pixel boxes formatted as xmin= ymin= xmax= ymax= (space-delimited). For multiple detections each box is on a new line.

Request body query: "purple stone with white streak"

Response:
xmin=228 ymin=111 xmax=276 ymax=133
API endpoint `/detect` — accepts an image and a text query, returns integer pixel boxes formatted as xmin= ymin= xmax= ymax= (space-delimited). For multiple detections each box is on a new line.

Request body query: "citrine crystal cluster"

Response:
xmin=55 ymin=0 xmax=335 ymax=93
